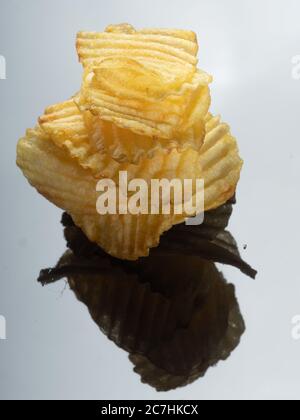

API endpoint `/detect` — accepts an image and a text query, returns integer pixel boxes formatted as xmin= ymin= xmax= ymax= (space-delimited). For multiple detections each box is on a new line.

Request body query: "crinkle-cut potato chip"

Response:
xmin=77 ymin=59 xmax=211 ymax=142
xmin=17 ymin=112 xmax=242 ymax=260
xmin=39 ymin=98 xmax=110 ymax=172
xmin=38 ymin=99 xmax=242 ymax=206
xmin=17 ymin=130 xmax=185 ymax=259
xmin=38 ymin=97 xmax=203 ymax=190
xmin=76 ymin=23 xmax=211 ymax=158
xmin=85 ymin=108 xmax=206 ymax=164
xmin=39 ymin=96 xmax=206 ymax=166
xmin=17 ymin=24 xmax=243 ymax=260
xmin=77 ymin=23 xmax=199 ymax=71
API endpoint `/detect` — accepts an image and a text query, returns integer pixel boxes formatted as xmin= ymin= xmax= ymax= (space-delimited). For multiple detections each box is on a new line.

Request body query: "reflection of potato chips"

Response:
xmin=17 ymin=112 xmax=242 ymax=260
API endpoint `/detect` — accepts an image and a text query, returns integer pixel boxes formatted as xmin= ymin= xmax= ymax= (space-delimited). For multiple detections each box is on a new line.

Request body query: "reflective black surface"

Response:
xmin=38 ymin=202 xmax=254 ymax=391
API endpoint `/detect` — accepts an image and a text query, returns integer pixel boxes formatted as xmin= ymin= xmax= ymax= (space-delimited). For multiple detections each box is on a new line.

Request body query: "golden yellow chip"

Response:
xmin=39 ymin=98 xmax=112 ymax=173
xmin=75 ymin=23 xmax=211 ymax=160
xmin=39 ymin=95 xmax=207 ymax=167
xmin=77 ymin=23 xmax=198 ymax=71
xmin=17 ymin=24 xmax=243 ymax=260
xmin=38 ymin=98 xmax=240 ymax=207
xmin=77 ymin=59 xmax=211 ymax=141
xmin=199 ymin=114 xmax=242 ymax=210
xmin=17 ymin=113 xmax=242 ymax=260
xmin=80 ymin=70 xmax=210 ymax=162
xmin=17 ymin=130 xmax=183 ymax=259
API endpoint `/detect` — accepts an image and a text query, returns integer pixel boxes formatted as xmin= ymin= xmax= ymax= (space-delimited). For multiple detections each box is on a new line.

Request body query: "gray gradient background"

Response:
xmin=0 ymin=0 xmax=300 ymax=400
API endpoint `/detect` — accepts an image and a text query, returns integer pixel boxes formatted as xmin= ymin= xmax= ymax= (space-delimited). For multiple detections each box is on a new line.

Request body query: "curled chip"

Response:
xmin=77 ymin=24 xmax=199 ymax=70
xmin=17 ymin=130 xmax=182 ymax=259
xmin=77 ymin=59 xmax=211 ymax=142
xmin=38 ymin=98 xmax=241 ymax=206
xmin=38 ymin=98 xmax=110 ymax=173
xmin=17 ymin=113 xmax=242 ymax=260
xmin=84 ymin=107 xmax=206 ymax=164
xmin=76 ymin=23 xmax=211 ymax=162
xmin=38 ymin=97 xmax=205 ymax=186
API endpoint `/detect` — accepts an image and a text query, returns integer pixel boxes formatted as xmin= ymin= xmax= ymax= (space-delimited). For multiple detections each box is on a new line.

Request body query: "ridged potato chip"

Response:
xmin=17 ymin=113 xmax=242 ymax=260
xmin=77 ymin=24 xmax=198 ymax=71
xmin=17 ymin=130 xmax=183 ymax=259
xmin=39 ymin=98 xmax=110 ymax=173
xmin=84 ymin=108 xmax=206 ymax=164
xmin=39 ymin=96 xmax=206 ymax=167
xmin=38 ymin=99 xmax=241 ymax=209
xmin=77 ymin=60 xmax=211 ymax=140
xmin=17 ymin=23 xmax=243 ymax=260
xmin=76 ymin=24 xmax=211 ymax=162
xmin=38 ymin=97 xmax=204 ymax=185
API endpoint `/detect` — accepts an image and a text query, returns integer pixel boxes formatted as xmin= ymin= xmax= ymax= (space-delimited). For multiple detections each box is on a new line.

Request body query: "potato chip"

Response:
xmin=38 ymin=98 xmax=241 ymax=208
xmin=40 ymin=95 xmax=207 ymax=166
xmin=17 ymin=130 xmax=184 ymax=259
xmin=199 ymin=113 xmax=243 ymax=210
xmin=77 ymin=60 xmax=211 ymax=141
xmin=17 ymin=112 xmax=242 ymax=260
xmin=39 ymin=98 xmax=112 ymax=173
xmin=76 ymin=24 xmax=211 ymax=159
xmin=39 ymin=99 xmax=206 ymax=184
xmin=17 ymin=24 xmax=243 ymax=260
xmin=83 ymin=78 xmax=210 ymax=163
xmin=77 ymin=23 xmax=199 ymax=71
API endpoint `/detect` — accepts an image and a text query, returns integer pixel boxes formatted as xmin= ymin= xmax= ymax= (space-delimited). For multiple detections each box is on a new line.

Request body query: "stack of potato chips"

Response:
xmin=17 ymin=24 xmax=243 ymax=260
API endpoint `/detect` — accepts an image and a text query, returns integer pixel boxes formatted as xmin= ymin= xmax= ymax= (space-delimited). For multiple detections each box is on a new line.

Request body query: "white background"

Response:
xmin=0 ymin=0 xmax=300 ymax=400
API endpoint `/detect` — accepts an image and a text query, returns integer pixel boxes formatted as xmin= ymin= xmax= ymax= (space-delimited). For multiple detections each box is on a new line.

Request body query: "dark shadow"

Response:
xmin=37 ymin=199 xmax=254 ymax=391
